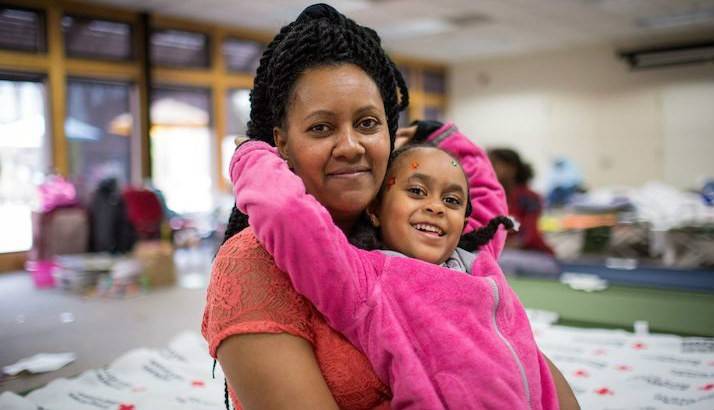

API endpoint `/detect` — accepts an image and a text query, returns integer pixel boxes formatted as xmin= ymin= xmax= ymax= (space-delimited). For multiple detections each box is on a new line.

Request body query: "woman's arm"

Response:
xmin=427 ymin=123 xmax=509 ymax=256
xmin=230 ymin=141 xmax=380 ymax=333
xmin=218 ymin=333 xmax=339 ymax=410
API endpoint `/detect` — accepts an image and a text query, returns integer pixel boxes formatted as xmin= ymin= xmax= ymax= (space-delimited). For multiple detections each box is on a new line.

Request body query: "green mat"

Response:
xmin=508 ymin=277 xmax=714 ymax=336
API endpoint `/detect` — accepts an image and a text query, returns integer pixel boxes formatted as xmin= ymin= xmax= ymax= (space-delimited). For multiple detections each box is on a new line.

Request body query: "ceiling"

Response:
xmin=81 ymin=0 xmax=714 ymax=63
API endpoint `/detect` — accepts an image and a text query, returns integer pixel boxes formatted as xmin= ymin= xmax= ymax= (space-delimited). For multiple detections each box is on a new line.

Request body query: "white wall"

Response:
xmin=448 ymin=45 xmax=714 ymax=191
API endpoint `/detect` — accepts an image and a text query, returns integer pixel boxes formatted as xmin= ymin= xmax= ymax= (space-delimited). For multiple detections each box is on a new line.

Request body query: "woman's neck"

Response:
xmin=330 ymin=211 xmax=358 ymax=234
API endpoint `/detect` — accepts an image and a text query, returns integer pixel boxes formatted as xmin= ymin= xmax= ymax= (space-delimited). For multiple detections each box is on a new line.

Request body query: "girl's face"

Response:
xmin=372 ymin=148 xmax=469 ymax=265
xmin=275 ymin=64 xmax=390 ymax=231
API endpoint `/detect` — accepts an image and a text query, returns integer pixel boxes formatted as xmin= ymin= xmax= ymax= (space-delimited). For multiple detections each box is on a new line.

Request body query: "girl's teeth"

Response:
xmin=415 ymin=224 xmax=443 ymax=235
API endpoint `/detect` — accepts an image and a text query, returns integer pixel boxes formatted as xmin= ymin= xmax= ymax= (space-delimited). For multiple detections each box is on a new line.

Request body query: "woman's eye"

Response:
xmin=309 ymin=124 xmax=331 ymax=134
xmin=357 ymin=117 xmax=379 ymax=130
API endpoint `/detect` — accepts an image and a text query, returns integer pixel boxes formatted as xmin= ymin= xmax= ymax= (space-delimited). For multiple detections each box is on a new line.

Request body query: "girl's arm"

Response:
xmin=427 ymin=123 xmax=508 ymax=256
xmin=230 ymin=141 xmax=380 ymax=333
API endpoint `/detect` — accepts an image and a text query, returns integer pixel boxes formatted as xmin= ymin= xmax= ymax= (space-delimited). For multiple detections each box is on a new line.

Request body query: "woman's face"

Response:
xmin=275 ymin=64 xmax=390 ymax=230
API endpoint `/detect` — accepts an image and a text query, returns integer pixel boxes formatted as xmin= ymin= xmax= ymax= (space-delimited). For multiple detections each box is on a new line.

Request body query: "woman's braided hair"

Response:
xmin=221 ymin=3 xmax=409 ymax=248
xmin=385 ymin=144 xmax=515 ymax=252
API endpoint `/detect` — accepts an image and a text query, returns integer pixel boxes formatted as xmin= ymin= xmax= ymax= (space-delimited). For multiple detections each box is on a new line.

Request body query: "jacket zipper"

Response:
xmin=487 ymin=277 xmax=532 ymax=409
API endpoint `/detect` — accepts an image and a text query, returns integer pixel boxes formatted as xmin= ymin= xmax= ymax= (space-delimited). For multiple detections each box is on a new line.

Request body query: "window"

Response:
xmin=222 ymin=38 xmax=263 ymax=74
xmin=65 ymin=79 xmax=133 ymax=201
xmin=424 ymin=106 xmax=444 ymax=121
xmin=399 ymin=110 xmax=411 ymax=127
xmin=222 ymin=88 xmax=250 ymax=183
xmin=151 ymin=29 xmax=210 ymax=68
xmin=0 ymin=77 xmax=48 ymax=253
xmin=0 ymin=7 xmax=45 ymax=52
xmin=150 ymin=87 xmax=214 ymax=214
xmin=62 ymin=15 xmax=133 ymax=60
xmin=397 ymin=65 xmax=411 ymax=89
xmin=423 ymin=70 xmax=446 ymax=94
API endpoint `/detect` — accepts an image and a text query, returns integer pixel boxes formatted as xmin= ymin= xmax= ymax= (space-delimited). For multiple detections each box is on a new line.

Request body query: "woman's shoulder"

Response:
xmin=216 ymin=227 xmax=270 ymax=260
xmin=210 ymin=227 xmax=303 ymax=300
xmin=203 ymin=228 xmax=315 ymax=356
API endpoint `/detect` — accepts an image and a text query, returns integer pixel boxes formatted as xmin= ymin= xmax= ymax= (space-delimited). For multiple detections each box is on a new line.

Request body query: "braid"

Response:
xmin=220 ymin=205 xmax=247 ymax=246
xmin=223 ymin=379 xmax=231 ymax=410
xmin=458 ymin=216 xmax=515 ymax=252
xmin=245 ymin=22 xmax=296 ymax=142
xmin=222 ymin=3 xmax=409 ymax=246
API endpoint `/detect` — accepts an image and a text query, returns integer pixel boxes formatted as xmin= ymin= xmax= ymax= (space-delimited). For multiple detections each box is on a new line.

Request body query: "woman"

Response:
xmin=488 ymin=148 xmax=554 ymax=255
xmin=203 ymin=4 xmax=576 ymax=409
xmin=488 ymin=148 xmax=561 ymax=278
xmin=202 ymin=4 xmax=406 ymax=409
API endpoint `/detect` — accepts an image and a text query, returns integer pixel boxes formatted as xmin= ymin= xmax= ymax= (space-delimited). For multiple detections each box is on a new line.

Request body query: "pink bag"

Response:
xmin=38 ymin=175 xmax=78 ymax=212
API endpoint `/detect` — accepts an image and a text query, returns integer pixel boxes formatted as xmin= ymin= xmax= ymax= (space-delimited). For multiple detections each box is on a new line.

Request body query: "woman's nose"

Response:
xmin=333 ymin=128 xmax=365 ymax=160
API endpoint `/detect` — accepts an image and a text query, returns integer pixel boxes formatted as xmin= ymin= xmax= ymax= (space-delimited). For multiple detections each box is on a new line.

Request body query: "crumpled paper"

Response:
xmin=3 ymin=352 xmax=76 ymax=376
xmin=560 ymin=272 xmax=608 ymax=292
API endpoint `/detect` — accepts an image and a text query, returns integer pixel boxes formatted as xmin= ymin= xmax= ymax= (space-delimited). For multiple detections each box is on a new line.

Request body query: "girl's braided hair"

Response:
xmin=384 ymin=144 xmax=515 ymax=252
xmin=221 ymin=3 xmax=409 ymax=248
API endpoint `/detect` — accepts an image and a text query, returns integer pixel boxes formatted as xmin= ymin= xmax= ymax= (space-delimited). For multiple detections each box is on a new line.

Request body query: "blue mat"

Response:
xmin=560 ymin=262 xmax=714 ymax=293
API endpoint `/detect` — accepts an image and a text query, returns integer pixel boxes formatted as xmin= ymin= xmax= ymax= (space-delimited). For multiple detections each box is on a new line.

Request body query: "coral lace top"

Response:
xmin=201 ymin=228 xmax=391 ymax=409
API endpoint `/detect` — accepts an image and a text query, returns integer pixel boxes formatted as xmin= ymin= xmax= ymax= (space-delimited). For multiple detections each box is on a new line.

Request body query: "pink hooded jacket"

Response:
xmin=230 ymin=123 xmax=558 ymax=409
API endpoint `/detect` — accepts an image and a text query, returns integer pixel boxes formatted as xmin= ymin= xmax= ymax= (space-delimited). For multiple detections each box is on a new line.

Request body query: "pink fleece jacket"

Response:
xmin=231 ymin=124 xmax=558 ymax=410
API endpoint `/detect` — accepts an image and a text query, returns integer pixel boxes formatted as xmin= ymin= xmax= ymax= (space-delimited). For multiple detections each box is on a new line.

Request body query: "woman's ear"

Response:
xmin=273 ymin=127 xmax=291 ymax=166
xmin=366 ymin=204 xmax=381 ymax=228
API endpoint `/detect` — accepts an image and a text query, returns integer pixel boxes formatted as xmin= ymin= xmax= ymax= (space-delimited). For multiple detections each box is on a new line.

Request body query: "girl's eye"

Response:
xmin=444 ymin=196 xmax=462 ymax=207
xmin=407 ymin=186 xmax=426 ymax=196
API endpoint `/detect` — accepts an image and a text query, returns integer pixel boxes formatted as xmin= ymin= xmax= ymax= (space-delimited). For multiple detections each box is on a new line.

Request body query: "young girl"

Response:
xmin=230 ymin=123 xmax=570 ymax=409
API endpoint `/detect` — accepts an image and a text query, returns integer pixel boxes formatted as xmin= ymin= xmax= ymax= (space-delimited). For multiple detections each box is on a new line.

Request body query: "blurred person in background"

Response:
xmin=489 ymin=148 xmax=560 ymax=277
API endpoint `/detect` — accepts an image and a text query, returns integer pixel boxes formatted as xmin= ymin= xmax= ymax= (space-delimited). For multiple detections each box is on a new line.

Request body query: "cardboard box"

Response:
xmin=133 ymin=240 xmax=175 ymax=287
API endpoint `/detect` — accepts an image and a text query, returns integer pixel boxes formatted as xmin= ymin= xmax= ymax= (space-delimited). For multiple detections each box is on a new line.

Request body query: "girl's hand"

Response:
xmin=234 ymin=135 xmax=251 ymax=149
xmin=394 ymin=125 xmax=417 ymax=150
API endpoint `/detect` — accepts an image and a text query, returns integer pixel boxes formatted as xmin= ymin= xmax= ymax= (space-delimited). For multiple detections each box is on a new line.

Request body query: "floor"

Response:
xmin=0 ymin=248 xmax=212 ymax=394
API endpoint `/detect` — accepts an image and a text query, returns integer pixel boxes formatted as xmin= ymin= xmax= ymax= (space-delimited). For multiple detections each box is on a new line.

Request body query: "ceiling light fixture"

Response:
xmin=618 ymin=42 xmax=714 ymax=70
xmin=377 ymin=19 xmax=453 ymax=40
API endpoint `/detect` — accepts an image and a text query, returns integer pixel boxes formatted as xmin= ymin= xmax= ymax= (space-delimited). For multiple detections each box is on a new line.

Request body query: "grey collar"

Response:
xmin=379 ymin=247 xmax=477 ymax=274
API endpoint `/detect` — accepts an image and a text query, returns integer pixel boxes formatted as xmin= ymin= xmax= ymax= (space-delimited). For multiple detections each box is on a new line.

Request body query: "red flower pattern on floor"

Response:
xmin=615 ymin=365 xmax=632 ymax=372
xmin=632 ymin=342 xmax=647 ymax=350
xmin=192 ymin=380 xmax=205 ymax=387
xmin=595 ymin=387 xmax=614 ymax=396
xmin=573 ymin=370 xmax=589 ymax=378
xmin=700 ymin=383 xmax=714 ymax=391
xmin=118 ymin=404 xmax=135 ymax=410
